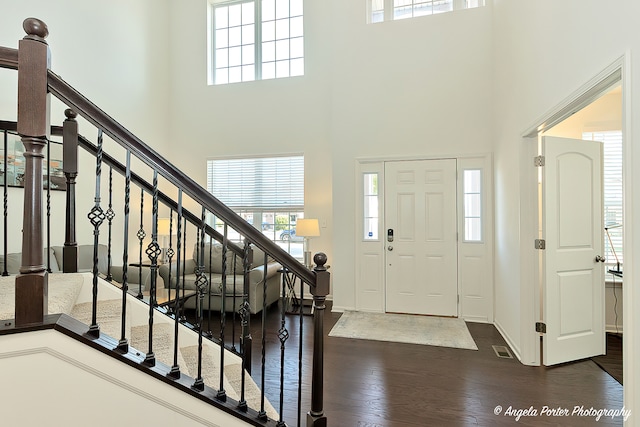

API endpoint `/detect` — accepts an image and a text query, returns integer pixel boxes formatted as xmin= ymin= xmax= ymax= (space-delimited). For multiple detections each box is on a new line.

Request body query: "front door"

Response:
xmin=541 ymin=136 xmax=605 ymax=365
xmin=384 ymin=159 xmax=458 ymax=316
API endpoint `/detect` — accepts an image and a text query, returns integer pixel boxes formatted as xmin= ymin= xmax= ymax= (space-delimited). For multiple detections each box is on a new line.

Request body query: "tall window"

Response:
xmin=211 ymin=0 xmax=304 ymax=85
xmin=463 ymin=169 xmax=482 ymax=242
xmin=367 ymin=0 xmax=484 ymax=23
xmin=583 ymin=131 xmax=623 ymax=272
xmin=207 ymin=155 xmax=305 ymax=257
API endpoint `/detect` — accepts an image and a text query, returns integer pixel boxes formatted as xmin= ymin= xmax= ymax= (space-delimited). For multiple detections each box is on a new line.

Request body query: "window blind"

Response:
xmin=207 ymin=155 xmax=304 ymax=210
xmin=583 ymin=131 xmax=623 ymax=266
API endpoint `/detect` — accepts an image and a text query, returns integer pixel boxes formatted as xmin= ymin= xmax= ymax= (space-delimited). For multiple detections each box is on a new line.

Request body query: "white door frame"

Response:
xmin=518 ymin=54 xmax=633 ymax=399
xmin=354 ymin=154 xmax=493 ymax=322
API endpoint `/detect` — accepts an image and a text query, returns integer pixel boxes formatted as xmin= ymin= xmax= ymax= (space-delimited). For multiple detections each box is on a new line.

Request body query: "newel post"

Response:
xmin=63 ymin=109 xmax=78 ymax=272
xmin=15 ymin=18 xmax=51 ymax=325
xmin=307 ymin=252 xmax=329 ymax=427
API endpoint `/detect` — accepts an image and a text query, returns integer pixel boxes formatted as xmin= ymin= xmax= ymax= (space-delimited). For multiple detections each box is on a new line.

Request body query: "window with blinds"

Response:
xmin=583 ymin=131 xmax=623 ymax=272
xmin=367 ymin=0 xmax=484 ymax=24
xmin=207 ymin=155 xmax=305 ymax=257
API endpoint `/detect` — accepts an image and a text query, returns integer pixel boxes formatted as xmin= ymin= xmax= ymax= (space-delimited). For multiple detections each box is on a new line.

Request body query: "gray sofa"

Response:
xmin=0 ymin=244 xmax=153 ymax=290
xmin=158 ymin=243 xmax=282 ymax=315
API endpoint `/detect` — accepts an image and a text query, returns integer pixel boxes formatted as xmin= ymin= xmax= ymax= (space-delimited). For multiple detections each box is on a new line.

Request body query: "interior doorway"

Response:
xmin=521 ymin=62 xmax=625 ymax=369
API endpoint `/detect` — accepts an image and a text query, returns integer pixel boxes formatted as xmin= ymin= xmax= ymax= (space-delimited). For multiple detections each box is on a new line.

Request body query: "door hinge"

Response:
xmin=534 ymin=155 xmax=545 ymax=167
xmin=535 ymin=239 xmax=546 ymax=250
xmin=536 ymin=322 xmax=546 ymax=334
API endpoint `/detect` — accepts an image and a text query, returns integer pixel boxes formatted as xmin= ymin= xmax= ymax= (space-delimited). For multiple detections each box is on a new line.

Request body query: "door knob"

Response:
xmin=387 ymin=245 xmax=393 ymax=251
xmin=595 ymin=255 xmax=606 ymax=263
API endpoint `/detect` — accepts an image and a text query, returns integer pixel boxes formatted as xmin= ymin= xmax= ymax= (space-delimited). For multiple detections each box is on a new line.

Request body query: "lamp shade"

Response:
xmin=296 ymin=218 xmax=320 ymax=237
xmin=157 ymin=218 xmax=171 ymax=236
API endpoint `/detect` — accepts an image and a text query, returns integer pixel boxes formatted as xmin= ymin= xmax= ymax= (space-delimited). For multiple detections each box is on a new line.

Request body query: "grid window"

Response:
xmin=207 ymin=155 xmax=305 ymax=258
xmin=463 ymin=169 xmax=482 ymax=242
xmin=363 ymin=173 xmax=379 ymax=240
xmin=368 ymin=0 xmax=483 ymax=23
xmin=211 ymin=0 xmax=304 ymax=85
xmin=583 ymin=131 xmax=623 ymax=272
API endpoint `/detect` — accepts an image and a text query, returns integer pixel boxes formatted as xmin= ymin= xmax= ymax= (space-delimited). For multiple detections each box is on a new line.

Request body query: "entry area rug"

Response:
xmin=329 ymin=311 xmax=478 ymax=350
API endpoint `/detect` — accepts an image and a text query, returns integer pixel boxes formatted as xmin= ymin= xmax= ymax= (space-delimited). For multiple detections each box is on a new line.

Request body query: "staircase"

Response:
xmin=0 ymin=17 xmax=329 ymax=427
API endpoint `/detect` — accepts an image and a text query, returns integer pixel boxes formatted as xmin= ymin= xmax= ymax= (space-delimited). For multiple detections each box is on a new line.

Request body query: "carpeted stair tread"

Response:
xmin=180 ymin=345 xmax=239 ymax=401
xmin=71 ymin=298 xmax=130 ymax=340
xmin=130 ymin=323 xmax=188 ymax=371
xmin=225 ymin=363 xmax=279 ymax=420
xmin=0 ymin=273 xmax=84 ymax=320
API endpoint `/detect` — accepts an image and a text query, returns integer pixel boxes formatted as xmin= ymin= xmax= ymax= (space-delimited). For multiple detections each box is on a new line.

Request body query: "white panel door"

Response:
xmin=385 ymin=159 xmax=458 ymax=316
xmin=542 ymin=136 xmax=605 ymax=365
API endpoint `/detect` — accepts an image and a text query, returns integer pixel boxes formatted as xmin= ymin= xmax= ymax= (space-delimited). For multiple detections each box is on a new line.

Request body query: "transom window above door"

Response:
xmin=209 ymin=0 xmax=304 ymax=85
xmin=367 ymin=0 xmax=484 ymax=24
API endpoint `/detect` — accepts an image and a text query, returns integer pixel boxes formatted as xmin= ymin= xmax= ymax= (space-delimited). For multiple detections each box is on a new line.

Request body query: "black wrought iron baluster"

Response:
xmin=87 ymin=129 xmax=106 ymax=338
xmin=46 ymin=136 xmax=51 ymax=273
xmin=169 ymin=191 xmax=183 ymax=380
xmin=166 ymin=210 xmax=175 ymax=313
xmin=136 ymin=189 xmax=145 ymax=298
xmin=257 ymin=255 xmax=269 ymax=421
xmin=277 ymin=270 xmax=290 ymax=427
xmin=237 ymin=239 xmax=252 ymax=412
xmin=181 ymin=216 xmax=187 ymax=323
xmin=105 ymin=167 xmax=115 ymax=281
xmin=217 ymin=224 xmax=228 ymax=402
xmin=2 ymin=130 xmax=8 ymax=276
xmin=117 ymin=150 xmax=132 ymax=353
xmin=192 ymin=207 xmax=208 ymax=391
xmin=207 ymin=236 xmax=213 ymax=338
xmin=231 ymin=253 xmax=238 ymax=352
xmin=143 ymin=170 xmax=161 ymax=367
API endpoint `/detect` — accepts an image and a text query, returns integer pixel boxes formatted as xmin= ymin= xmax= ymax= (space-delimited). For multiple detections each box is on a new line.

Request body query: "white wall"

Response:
xmin=0 ymin=0 xmax=171 ymax=256
xmin=0 ymin=329 xmax=249 ymax=427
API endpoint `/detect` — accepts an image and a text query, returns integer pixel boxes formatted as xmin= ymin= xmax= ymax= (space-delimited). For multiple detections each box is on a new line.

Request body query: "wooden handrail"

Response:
xmin=0 ymin=46 xmax=18 ymax=69
xmin=46 ymin=71 xmax=316 ymax=286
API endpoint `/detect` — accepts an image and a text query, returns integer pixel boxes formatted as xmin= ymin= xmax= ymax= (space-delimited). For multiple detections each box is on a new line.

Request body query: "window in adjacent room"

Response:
xmin=583 ymin=131 xmax=623 ymax=273
xmin=463 ymin=169 xmax=482 ymax=242
xmin=207 ymin=155 xmax=305 ymax=258
xmin=367 ymin=0 xmax=484 ymax=24
xmin=210 ymin=0 xmax=304 ymax=85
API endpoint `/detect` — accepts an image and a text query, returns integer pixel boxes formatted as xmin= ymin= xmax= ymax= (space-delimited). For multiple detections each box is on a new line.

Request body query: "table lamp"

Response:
xmin=295 ymin=218 xmax=320 ymax=268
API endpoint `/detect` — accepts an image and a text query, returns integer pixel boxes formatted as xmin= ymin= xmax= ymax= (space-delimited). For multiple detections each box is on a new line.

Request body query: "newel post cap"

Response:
xmin=23 ymin=18 xmax=49 ymax=42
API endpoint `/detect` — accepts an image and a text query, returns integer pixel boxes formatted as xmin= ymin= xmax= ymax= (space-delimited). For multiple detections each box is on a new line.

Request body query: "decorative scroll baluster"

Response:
xmin=207 ymin=239 xmax=213 ymax=338
xmin=217 ymin=224 xmax=228 ymax=401
xmin=192 ymin=207 xmax=208 ymax=391
xmin=45 ymin=135 xmax=51 ymax=273
xmin=257 ymin=255 xmax=269 ymax=421
xmin=2 ymin=130 xmax=8 ymax=277
xmin=87 ymin=129 xmax=106 ymax=338
xmin=277 ymin=270 xmax=290 ymax=427
xmin=241 ymin=242 xmax=253 ymax=377
xmin=105 ymin=167 xmax=115 ymax=281
xmin=181 ymin=216 xmax=188 ymax=323
xmin=143 ymin=170 xmax=161 ymax=367
xmin=62 ymin=109 xmax=78 ymax=273
xmin=136 ymin=190 xmax=145 ymax=298
xmin=168 ymin=191 xmax=183 ymax=380
xmin=117 ymin=150 xmax=132 ymax=353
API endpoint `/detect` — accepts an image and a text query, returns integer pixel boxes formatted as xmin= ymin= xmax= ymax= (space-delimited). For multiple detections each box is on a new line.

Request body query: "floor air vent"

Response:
xmin=492 ymin=345 xmax=513 ymax=359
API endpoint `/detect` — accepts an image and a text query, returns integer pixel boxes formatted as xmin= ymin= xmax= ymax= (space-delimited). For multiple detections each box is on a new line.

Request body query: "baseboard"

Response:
xmin=330 ymin=305 xmax=353 ymax=313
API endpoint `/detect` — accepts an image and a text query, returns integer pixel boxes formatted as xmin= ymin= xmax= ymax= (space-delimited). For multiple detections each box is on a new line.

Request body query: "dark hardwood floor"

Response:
xmin=187 ymin=302 xmax=624 ymax=426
